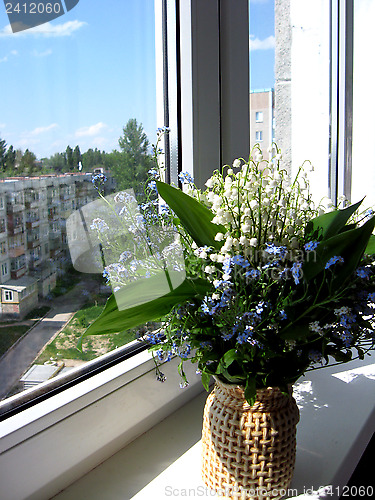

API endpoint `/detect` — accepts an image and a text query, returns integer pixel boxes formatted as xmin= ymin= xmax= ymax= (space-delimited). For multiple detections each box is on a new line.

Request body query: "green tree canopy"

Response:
xmin=66 ymin=145 xmax=74 ymax=171
xmin=0 ymin=138 xmax=7 ymax=171
xmin=19 ymin=149 xmax=37 ymax=175
xmin=72 ymin=145 xmax=82 ymax=170
xmin=44 ymin=152 xmax=67 ymax=172
xmin=109 ymin=118 xmax=154 ymax=196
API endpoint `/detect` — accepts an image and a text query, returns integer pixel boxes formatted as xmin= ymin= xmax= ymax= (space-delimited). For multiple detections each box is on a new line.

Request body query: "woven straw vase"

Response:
xmin=201 ymin=379 xmax=300 ymax=500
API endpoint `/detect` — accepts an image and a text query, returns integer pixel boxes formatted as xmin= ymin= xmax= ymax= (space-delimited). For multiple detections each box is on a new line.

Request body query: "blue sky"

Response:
xmin=0 ymin=0 xmax=275 ymax=159
xmin=249 ymin=0 xmax=275 ymax=91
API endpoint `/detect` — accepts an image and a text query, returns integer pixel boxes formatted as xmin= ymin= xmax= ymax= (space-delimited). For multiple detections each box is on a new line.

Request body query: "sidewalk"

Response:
xmin=0 ymin=278 xmax=98 ymax=400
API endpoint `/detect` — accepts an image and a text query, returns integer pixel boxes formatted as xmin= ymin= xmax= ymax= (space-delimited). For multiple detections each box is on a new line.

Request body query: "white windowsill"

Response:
xmin=0 ymin=349 xmax=204 ymax=500
xmin=53 ymin=356 xmax=375 ymax=500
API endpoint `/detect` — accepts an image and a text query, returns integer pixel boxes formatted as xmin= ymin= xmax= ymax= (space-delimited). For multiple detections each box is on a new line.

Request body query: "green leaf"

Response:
xmin=332 ymin=215 xmax=375 ymax=290
xmin=201 ymin=370 xmax=211 ymax=392
xmin=309 ymin=199 xmax=364 ymax=240
xmin=331 ymin=350 xmax=352 ymax=363
xmin=303 ymin=215 xmax=375 ymax=283
xmin=80 ymin=277 xmax=210 ymax=343
xmin=365 ymin=235 xmax=375 ymax=255
xmin=156 ymin=181 xmax=226 ymax=249
xmin=221 ymin=349 xmax=237 ymax=368
xmin=280 ymin=323 xmax=311 ymax=341
xmin=244 ymin=377 xmax=256 ymax=406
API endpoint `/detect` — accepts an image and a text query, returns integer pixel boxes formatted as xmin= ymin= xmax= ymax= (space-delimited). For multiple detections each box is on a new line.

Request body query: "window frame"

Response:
xmin=0 ymin=0 xmax=361 ymax=497
xmin=4 ymin=289 xmax=13 ymax=302
xmin=0 ymin=1 xmax=250 ymax=497
xmin=256 ymin=130 xmax=263 ymax=141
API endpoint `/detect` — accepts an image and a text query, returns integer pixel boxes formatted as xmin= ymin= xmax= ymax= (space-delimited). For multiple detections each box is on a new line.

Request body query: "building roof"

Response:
xmin=0 ymin=276 xmax=39 ymax=291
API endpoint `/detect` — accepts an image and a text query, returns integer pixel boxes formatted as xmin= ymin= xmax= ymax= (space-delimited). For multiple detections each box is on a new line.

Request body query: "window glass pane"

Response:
xmin=249 ymin=0 xmax=275 ymax=160
xmin=352 ymin=0 xmax=375 ymax=207
xmin=0 ymin=0 xmax=156 ymax=402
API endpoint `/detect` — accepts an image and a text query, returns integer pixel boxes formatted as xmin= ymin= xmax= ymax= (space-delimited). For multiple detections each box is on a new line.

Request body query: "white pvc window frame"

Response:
xmin=329 ymin=0 xmax=354 ymax=205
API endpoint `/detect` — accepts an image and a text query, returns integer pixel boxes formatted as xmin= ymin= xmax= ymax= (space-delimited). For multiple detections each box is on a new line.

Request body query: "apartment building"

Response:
xmin=0 ymin=173 xmax=98 ymax=319
xmin=249 ymin=89 xmax=274 ymax=159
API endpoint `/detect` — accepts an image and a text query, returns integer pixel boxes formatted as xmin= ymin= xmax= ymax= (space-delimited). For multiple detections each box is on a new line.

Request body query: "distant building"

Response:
xmin=0 ymin=173 xmax=98 ymax=319
xmin=0 ymin=277 xmax=38 ymax=318
xmin=249 ymin=89 xmax=274 ymax=159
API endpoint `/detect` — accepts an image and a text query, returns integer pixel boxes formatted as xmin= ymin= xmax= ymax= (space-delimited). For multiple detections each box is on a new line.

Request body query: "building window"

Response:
xmin=4 ymin=290 xmax=13 ymax=302
xmin=256 ymin=130 xmax=263 ymax=141
xmin=1 ymin=262 xmax=8 ymax=276
xmin=255 ymin=111 xmax=263 ymax=122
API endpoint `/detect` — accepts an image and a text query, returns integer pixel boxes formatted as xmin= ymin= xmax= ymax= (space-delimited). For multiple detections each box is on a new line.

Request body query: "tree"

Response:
xmin=66 ymin=146 xmax=74 ymax=171
xmin=0 ymin=138 xmax=7 ymax=172
xmin=110 ymin=118 xmax=153 ymax=195
xmin=5 ymin=145 xmax=16 ymax=172
xmin=19 ymin=149 xmax=37 ymax=175
xmin=72 ymin=145 xmax=82 ymax=170
xmin=1 ymin=140 xmax=18 ymax=175
xmin=44 ymin=152 xmax=67 ymax=172
xmin=81 ymin=148 xmax=106 ymax=171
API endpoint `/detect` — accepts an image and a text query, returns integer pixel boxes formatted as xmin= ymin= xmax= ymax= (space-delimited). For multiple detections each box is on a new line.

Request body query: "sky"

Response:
xmin=0 ymin=0 xmax=275 ymax=159
xmin=249 ymin=0 xmax=275 ymax=91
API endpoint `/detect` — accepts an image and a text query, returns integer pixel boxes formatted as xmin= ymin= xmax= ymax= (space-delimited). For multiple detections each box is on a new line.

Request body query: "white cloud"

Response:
xmin=249 ymin=34 xmax=275 ymax=51
xmin=30 ymin=124 xmax=58 ymax=136
xmin=75 ymin=122 xmax=108 ymax=138
xmin=0 ymin=20 xmax=86 ymax=37
xmin=0 ymin=49 xmax=18 ymax=63
xmin=32 ymin=49 xmax=53 ymax=57
xmin=0 ymin=123 xmax=6 ymax=129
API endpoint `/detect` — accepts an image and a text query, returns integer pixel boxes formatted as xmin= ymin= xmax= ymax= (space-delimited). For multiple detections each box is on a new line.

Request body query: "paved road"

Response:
xmin=0 ymin=277 xmax=99 ymax=400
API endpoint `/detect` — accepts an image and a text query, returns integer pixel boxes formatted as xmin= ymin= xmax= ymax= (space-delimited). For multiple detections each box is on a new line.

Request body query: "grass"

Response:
xmin=35 ymin=300 xmax=140 ymax=364
xmin=0 ymin=306 xmax=51 ymax=357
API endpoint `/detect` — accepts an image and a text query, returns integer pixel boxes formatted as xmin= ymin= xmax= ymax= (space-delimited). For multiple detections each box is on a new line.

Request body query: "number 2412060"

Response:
xmin=6 ymin=2 xmax=62 ymax=15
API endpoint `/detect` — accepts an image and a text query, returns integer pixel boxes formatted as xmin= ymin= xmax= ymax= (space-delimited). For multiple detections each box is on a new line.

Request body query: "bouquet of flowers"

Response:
xmin=82 ymin=143 xmax=375 ymax=404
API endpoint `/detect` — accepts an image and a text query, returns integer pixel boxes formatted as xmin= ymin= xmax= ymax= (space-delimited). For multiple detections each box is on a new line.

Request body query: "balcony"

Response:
xmin=7 ymin=224 xmax=23 ymax=236
xmin=26 ymin=220 xmax=40 ymax=230
xmin=48 ymin=211 xmax=60 ymax=222
xmin=25 ymin=199 xmax=40 ymax=209
xmin=50 ymin=247 xmax=62 ymax=258
xmin=8 ymin=245 xmax=25 ymax=258
xmin=27 ymin=239 xmax=40 ymax=250
xmin=6 ymin=203 xmax=25 ymax=214
xmin=10 ymin=266 xmax=26 ymax=279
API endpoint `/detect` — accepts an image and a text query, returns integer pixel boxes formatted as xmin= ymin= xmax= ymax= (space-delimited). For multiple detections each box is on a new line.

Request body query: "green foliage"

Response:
xmin=36 ymin=303 xmax=139 ymax=364
xmin=109 ymin=118 xmax=154 ymax=197
xmin=19 ymin=149 xmax=37 ymax=175
xmin=78 ymin=278 xmax=210 ymax=349
xmin=81 ymin=148 xmax=107 ymax=171
xmin=0 ymin=137 xmax=17 ymax=175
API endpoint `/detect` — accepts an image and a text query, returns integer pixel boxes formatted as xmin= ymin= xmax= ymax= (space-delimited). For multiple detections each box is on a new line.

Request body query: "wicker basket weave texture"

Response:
xmin=202 ymin=381 xmax=300 ymax=500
